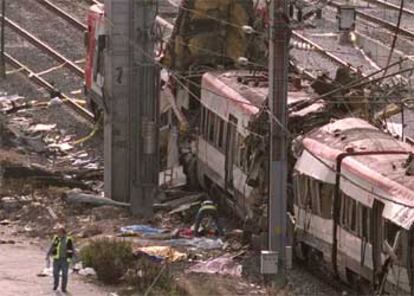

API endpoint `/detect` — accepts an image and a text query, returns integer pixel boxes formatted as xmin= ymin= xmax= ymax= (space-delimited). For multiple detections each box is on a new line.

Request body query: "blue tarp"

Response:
xmin=120 ymin=224 xmax=164 ymax=235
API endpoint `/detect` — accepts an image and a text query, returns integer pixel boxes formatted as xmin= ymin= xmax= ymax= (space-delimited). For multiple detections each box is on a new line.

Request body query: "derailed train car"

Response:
xmin=293 ymin=117 xmax=414 ymax=294
xmin=182 ymin=69 xmax=328 ymax=227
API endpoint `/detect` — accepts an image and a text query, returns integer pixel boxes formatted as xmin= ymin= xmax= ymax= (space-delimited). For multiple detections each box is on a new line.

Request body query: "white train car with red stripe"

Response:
xmin=294 ymin=117 xmax=414 ymax=294
xmin=188 ymin=69 xmax=325 ymax=225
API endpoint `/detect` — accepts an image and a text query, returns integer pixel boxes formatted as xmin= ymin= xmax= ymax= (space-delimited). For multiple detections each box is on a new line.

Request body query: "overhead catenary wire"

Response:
xmin=382 ymin=0 xmax=405 ymax=78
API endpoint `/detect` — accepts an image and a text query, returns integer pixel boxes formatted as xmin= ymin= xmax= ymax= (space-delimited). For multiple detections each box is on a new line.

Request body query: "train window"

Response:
xmin=341 ymin=194 xmax=357 ymax=234
xmin=384 ymin=220 xmax=400 ymax=246
xmin=340 ymin=193 xmax=346 ymax=226
xmin=383 ymin=220 xmax=404 ymax=264
xmin=310 ymin=179 xmax=321 ymax=215
xmin=295 ymin=174 xmax=310 ymax=209
xmin=200 ymin=106 xmax=205 ymax=134
xmin=350 ymin=199 xmax=357 ymax=232
xmin=233 ymin=133 xmax=240 ymax=167
xmin=217 ymin=117 xmax=225 ymax=150
xmin=208 ymin=111 xmax=215 ymax=143
xmin=238 ymin=136 xmax=247 ymax=171
xmin=319 ymin=183 xmax=334 ymax=219
xmin=202 ymin=108 xmax=209 ymax=139
xmin=359 ymin=204 xmax=371 ymax=242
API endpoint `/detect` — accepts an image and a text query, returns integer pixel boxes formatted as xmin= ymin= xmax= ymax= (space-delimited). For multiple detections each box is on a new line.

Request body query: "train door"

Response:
xmin=225 ymin=115 xmax=237 ymax=191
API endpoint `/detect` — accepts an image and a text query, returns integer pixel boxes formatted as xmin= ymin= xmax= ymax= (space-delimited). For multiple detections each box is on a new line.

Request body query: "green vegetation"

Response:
xmin=123 ymin=257 xmax=187 ymax=296
xmin=80 ymin=238 xmax=134 ymax=284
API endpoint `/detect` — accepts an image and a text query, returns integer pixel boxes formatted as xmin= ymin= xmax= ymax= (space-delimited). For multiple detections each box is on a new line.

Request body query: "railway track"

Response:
xmin=363 ymin=0 xmax=414 ymax=16
xmin=1 ymin=0 xmax=91 ymax=121
xmin=5 ymin=53 xmax=94 ymax=121
xmin=292 ymin=31 xmax=360 ymax=74
xmin=36 ymin=0 xmax=87 ymax=32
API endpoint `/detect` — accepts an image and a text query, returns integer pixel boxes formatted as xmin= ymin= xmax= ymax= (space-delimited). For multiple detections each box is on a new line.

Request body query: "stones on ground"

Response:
xmin=0 ymin=239 xmax=16 ymax=244
xmin=91 ymin=205 xmax=126 ymax=221
xmin=78 ymin=223 xmax=103 ymax=238
xmin=1 ymin=197 xmax=21 ymax=212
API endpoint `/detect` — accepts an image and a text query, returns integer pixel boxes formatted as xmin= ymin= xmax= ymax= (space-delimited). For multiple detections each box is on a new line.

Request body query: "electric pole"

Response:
xmin=268 ymin=0 xmax=290 ymax=285
xmin=0 ymin=0 xmax=6 ymax=78
xmin=104 ymin=0 xmax=159 ymax=217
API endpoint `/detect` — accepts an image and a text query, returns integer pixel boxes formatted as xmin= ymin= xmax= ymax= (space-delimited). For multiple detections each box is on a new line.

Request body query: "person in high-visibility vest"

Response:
xmin=193 ymin=200 xmax=224 ymax=236
xmin=46 ymin=224 xmax=75 ymax=293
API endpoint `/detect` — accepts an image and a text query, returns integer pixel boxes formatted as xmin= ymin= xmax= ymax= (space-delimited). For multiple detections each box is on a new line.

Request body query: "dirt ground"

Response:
xmin=0 ymin=229 xmax=113 ymax=296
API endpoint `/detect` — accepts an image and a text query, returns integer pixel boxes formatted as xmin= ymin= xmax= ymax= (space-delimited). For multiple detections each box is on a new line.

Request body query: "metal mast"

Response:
xmin=104 ymin=0 xmax=158 ymax=217
xmin=268 ymin=0 xmax=290 ymax=283
xmin=0 ymin=0 xmax=6 ymax=78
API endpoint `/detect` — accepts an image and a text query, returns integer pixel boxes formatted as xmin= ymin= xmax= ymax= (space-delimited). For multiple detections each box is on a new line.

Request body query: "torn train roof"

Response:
xmin=201 ymin=71 xmax=320 ymax=116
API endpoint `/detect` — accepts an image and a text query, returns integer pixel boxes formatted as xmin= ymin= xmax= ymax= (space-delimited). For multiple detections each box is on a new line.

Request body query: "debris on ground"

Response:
xmin=65 ymin=190 xmax=130 ymax=208
xmin=135 ymin=245 xmax=187 ymax=262
xmin=186 ymin=256 xmax=242 ymax=277
xmin=120 ymin=224 xmax=167 ymax=237
xmin=78 ymin=267 xmax=97 ymax=277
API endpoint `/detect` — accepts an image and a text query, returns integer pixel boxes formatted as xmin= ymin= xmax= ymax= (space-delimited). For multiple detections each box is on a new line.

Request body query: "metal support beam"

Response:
xmin=0 ymin=0 xmax=5 ymax=78
xmin=268 ymin=0 xmax=290 ymax=285
xmin=104 ymin=0 xmax=158 ymax=217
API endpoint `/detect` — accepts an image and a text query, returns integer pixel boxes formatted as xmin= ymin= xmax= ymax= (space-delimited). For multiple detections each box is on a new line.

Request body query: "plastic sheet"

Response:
xmin=168 ymin=237 xmax=223 ymax=250
xmin=120 ymin=225 xmax=165 ymax=236
xmin=187 ymin=256 xmax=242 ymax=277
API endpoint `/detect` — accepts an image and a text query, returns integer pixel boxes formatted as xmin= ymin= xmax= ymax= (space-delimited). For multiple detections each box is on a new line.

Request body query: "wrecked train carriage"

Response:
xmin=182 ymin=70 xmax=328 ymax=228
xmin=294 ymin=117 xmax=414 ymax=294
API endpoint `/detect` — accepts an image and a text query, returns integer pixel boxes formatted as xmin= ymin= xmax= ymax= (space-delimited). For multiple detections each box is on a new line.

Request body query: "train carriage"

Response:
xmin=192 ymin=70 xmax=326 ymax=222
xmin=294 ymin=118 xmax=414 ymax=294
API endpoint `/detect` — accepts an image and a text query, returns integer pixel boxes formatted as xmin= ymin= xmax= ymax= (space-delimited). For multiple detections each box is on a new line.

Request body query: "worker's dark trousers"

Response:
xmin=53 ymin=258 xmax=69 ymax=290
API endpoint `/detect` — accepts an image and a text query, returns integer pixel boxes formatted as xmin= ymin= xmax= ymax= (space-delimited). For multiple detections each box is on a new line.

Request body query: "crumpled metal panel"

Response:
xmin=383 ymin=202 xmax=414 ymax=230
xmin=294 ymin=149 xmax=336 ymax=184
xmin=162 ymin=0 xmax=255 ymax=70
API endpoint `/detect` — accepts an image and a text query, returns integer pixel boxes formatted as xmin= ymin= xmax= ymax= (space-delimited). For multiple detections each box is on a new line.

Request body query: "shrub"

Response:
xmin=80 ymin=238 xmax=134 ymax=284
xmin=123 ymin=256 xmax=187 ymax=296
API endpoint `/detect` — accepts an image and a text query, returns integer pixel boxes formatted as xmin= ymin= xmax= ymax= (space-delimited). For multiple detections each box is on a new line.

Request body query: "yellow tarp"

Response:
xmin=137 ymin=246 xmax=187 ymax=262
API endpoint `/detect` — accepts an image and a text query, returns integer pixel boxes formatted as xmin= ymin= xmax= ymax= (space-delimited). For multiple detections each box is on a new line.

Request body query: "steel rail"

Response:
xmin=36 ymin=0 xmax=87 ymax=32
xmin=291 ymin=31 xmax=360 ymax=74
xmin=4 ymin=53 xmax=94 ymax=122
xmin=2 ymin=16 xmax=84 ymax=77
xmin=362 ymin=0 xmax=414 ymax=16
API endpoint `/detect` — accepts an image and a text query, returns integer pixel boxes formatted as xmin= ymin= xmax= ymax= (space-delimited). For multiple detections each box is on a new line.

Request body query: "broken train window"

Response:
xmin=293 ymin=173 xmax=310 ymax=209
xmin=383 ymin=220 xmax=406 ymax=265
xmin=319 ymin=182 xmax=334 ymax=219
